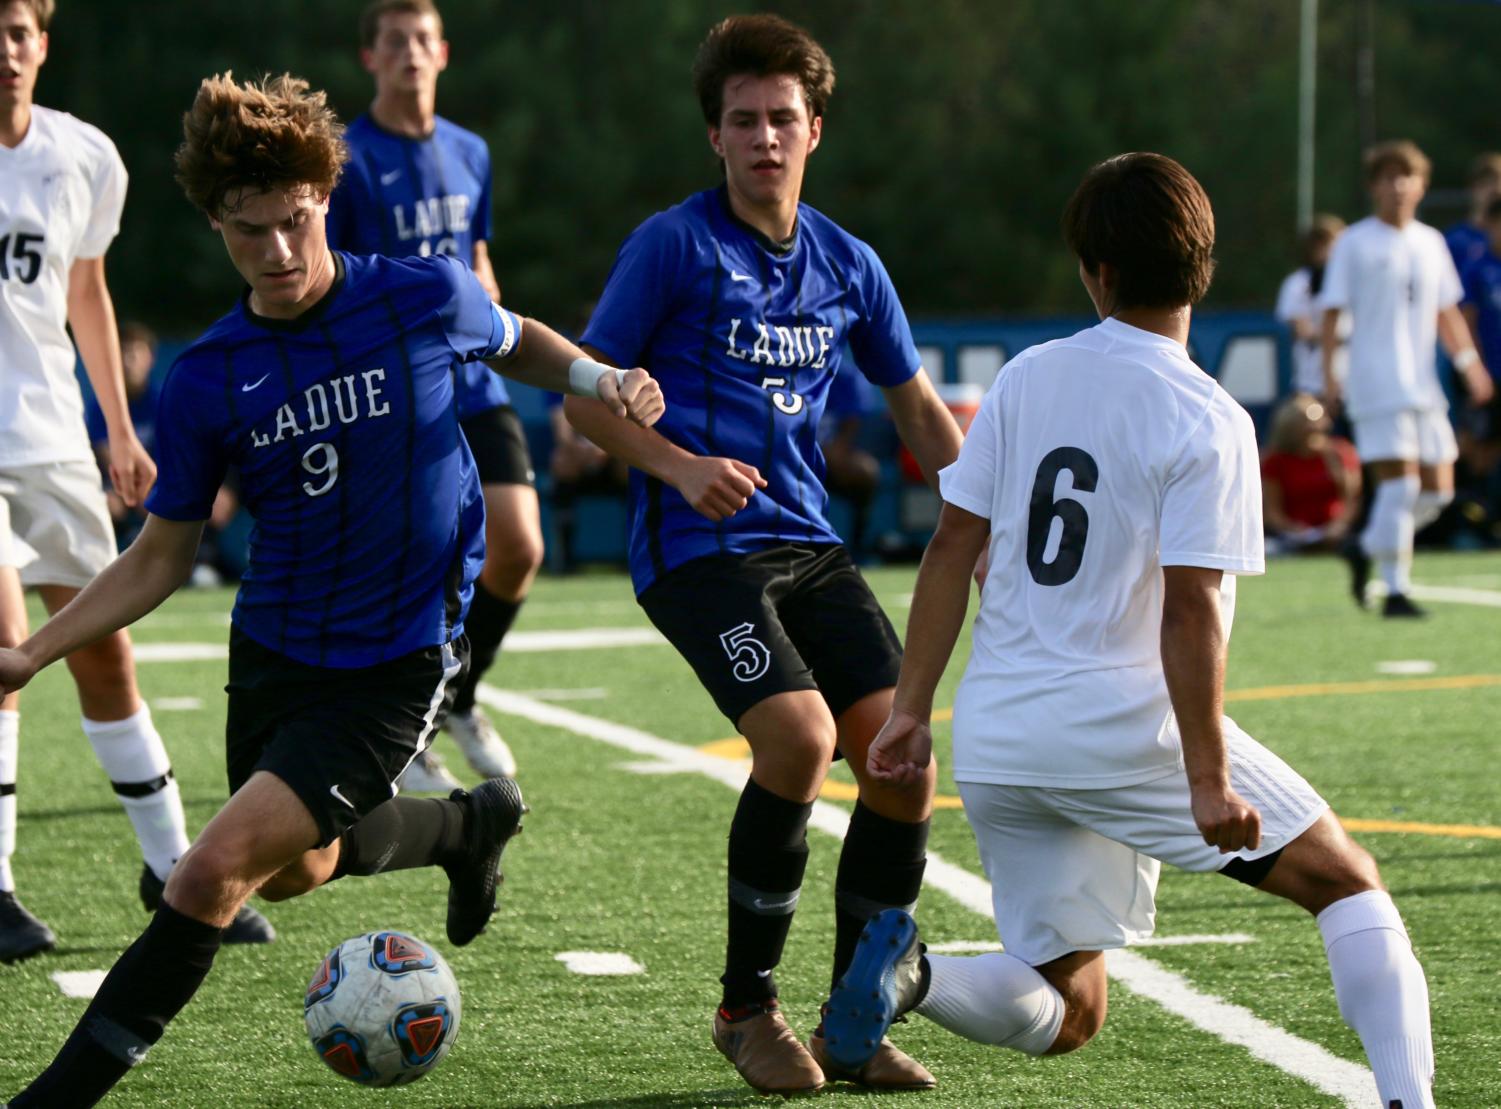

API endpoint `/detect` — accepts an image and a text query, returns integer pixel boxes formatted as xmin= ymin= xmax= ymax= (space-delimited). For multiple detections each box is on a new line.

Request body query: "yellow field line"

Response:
xmin=697 ymin=672 xmax=1501 ymax=832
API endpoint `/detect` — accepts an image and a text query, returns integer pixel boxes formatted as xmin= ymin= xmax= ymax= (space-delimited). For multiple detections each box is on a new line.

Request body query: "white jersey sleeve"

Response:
xmin=938 ymin=381 xmax=1002 ymax=519
xmin=1158 ymin=394 xmax=1265 ymax=574
xmin=1274 ymin=269 xmax=1309 ymax=324
xmin=1436 ymin=238 xmax=1463 ymax=311
xmin=1319 ymin=233 xmax=1352 ymax=311
xmin=77 ymin=131 xmax=128 ymax=259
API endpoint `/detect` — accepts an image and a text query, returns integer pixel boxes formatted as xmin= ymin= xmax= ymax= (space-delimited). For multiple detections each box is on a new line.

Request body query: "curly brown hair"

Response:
xmin=691 ymin=14 xmax=835 ymax=127
xmin=174 ymin=72 xmax=348 ymax=218
xmin=1063 ymin=152 xmax=1217 ymax=310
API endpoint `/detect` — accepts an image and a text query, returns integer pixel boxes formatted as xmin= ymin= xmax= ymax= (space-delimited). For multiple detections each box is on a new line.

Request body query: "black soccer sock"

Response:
xmin=332 ymin=796 xmax=468 ymax=879
xmin=10 ymin=904 xmax=222 ymax=1108
xmin=830 ymin=801 xmax=929 ymax=993
xmin=451 ymin=582 xmax=522 ymax=714
xmin=720 ymin=778 xmax=813 ymax=1010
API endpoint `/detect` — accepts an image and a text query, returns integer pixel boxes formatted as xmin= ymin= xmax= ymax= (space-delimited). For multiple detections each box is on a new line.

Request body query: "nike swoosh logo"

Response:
xmin=751 ymin=895 xmax=798 ymax=912
xmin=329 ymin=784 xmax=355 ymax=809
xmin=241 ymin=373 xmax=270 ymax=392
xmin=380 ymin=169 xmax=402 ymax=185
xmin=730 ymin=271 xmax=754 ymax=282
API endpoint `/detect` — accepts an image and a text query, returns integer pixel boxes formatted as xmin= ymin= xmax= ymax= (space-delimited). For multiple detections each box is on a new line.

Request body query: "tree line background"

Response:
xmin=33 ymin=0 xmax=1500 ymax=336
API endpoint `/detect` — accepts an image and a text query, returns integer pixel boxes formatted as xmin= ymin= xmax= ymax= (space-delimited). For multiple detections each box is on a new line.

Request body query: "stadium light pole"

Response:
xmin=1297 ymin=0 xmax=1318 ymax=231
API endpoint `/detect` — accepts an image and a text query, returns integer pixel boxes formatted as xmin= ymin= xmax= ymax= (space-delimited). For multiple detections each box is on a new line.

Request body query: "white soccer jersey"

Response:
xmin=939 ymin=318 xmax=1265 ymax=789
xmin=1318 ymin=215 xmax=1461 ymax=419
xmin=1275 ymin=267 xmax=1348 ymax=395
xmin=0 ymin=106 xmax=128 ymax=466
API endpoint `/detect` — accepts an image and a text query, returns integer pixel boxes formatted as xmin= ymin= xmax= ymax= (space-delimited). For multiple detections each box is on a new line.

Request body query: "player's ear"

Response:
xmin=359 ymin=47 xmax=376 ymax=75
xmin=807 ymin=113 xmax=822 ymax=155
xmin=36 ymin=30 xmax=48 ymax=66
xmin=435 ymin=39 xmax=449 ymax=72
xmin=707 ymin=124 xmax=725 ymax=160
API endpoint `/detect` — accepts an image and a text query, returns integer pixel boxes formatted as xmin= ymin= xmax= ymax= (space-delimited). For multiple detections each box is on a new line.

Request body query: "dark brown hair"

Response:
xmin=1363 ymin=139 xmax=1431 ymax=184
xmin=1299 ymin=213 xmax=1345 ymax=266
xmin=1062 ymin=153 xmax=1216 ymax=310
xmin=692 ymin=14 xmax=835 ymax=126
xmin=174 ymin=72 xmax=348 ymax=218
xmin=359 ymin=0 xmax=442 ymax=50
xmin=9 ymin=0 xmax=53 ymax=32
xmin=1467 ymin=152 xmax=1501 ymax=187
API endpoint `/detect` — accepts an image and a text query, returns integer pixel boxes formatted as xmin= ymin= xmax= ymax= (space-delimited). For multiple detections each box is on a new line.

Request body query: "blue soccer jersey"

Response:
xmin=328 ymin=113 xmax=508 ymax=418
xmin=1446 ymin=222 xmax=1489 ymax=275
xmin=145 ymin=252 xmax=522 ymax=668
xmin=1461 ymin=249 xmax=1501 ymax=374
xmin=582 ymin=187 xmax=921 ymax=593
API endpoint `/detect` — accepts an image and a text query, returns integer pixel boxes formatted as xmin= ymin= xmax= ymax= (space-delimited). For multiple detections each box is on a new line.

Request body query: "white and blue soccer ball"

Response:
xmin=303 ymin=930 xmax=462 ymax=1087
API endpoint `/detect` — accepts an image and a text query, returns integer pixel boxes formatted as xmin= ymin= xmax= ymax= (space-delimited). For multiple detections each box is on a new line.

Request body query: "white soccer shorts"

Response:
xmin=958 ymin=718 xmax=1328 ymax=967
xmin=0 ymin=461 xmax=118 ymax=588
xmin=1352 ymin=407 xmax=1459 ymax=466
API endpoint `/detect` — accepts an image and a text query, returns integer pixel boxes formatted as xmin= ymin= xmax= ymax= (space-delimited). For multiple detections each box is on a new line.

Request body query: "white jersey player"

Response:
xmin=1318 ymin=140 xmax=1493 ymax=618
xmin=0 ymin=0 xmax=270 ymax=960
xmin=821 ymin=154 xmax=1439 ymax=1109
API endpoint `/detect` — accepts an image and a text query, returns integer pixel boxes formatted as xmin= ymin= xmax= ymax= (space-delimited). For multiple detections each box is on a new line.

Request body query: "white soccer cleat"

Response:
xmin=444 ymin=710 xmax=518 ymax=778
xmin=399 ymin=749 xmax=464 ymax=793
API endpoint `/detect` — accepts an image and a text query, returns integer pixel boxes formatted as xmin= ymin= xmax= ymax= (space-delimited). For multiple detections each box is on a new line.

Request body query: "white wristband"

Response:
xmin=567 ymin=358 xmax=625 ymax=398
xmin=1453 ymin=348 xmax=1479 ymax=371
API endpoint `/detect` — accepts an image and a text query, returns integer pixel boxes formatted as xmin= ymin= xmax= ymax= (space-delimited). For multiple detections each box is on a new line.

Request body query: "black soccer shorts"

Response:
xmin=637 ymin=543 xmax=903 ymax=730
xmin=224 ymin=627 xmax=470 ymax=847
xmin=460 ymin=405 xmax=535 ymax=486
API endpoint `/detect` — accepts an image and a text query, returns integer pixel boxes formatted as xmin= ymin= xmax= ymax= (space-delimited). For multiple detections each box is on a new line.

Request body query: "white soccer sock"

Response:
xmin=1412 ymin=490 xmax=1453 ymax=533
xmin=0 ymin=710 xmax=17 ymax=892
xmin=1362 ymin=476 xmax=1419 ymax=596
xmin=1318 ymin=891 xmax=1434 ymax=1109
xmin=82 ymin=705 xmax=190 ymax=882
xmin=915 ymin=952 xmax=1064 ymax=1055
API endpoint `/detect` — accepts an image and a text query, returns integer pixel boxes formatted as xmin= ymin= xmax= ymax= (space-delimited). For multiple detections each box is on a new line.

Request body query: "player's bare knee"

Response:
xmin=482 ymin=538 xmax=542 ymax=596
xmin=164 ymin=841 xmax=249 ymax=909
xmin=1045 ymin=995 xmax=1107 ymax=1055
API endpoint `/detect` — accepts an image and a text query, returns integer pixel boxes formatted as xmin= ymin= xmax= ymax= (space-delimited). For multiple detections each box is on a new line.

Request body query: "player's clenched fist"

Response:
xmin=1190 ymin=783 xmax=1262 ymax=854
xmin=0 ymin=647 xmax=38 ymax=700
xmin=672 ymin=456 xmax=767 ymax=521
xmin=597 ymin=366 xmax=666 ymax=428
xmin=867 ymin=709 xmax=933 ymax=788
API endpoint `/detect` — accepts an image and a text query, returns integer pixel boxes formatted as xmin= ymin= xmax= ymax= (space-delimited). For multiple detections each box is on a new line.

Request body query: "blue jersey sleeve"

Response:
xmin=473 ymin=143 xmax=492 ymax=246
xmin=143 ymin=360 xmax=228 ymax=521
xmin=326 ymin=160 xmax=377 ymax=254
xmin=846 ymin=242 xmax=922 ymax=388
xmin=580 ymin=213 xmax=686 ymax=367
xmin=434 ymin=255 xmax=521 ymax=362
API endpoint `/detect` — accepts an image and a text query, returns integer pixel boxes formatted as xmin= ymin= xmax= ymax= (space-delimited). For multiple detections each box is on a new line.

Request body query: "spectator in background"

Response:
xmin=1261 ymin=394 xmax=1360 ymax=554
xmin=85 ymin=323 xmax=242 ymax=582
xmin=821 ymin=361 xmax=880 ymax=561
xmin=1445 ymin=152 xmax=1501 ymax=274
xmin=547 ymin=393 xmax=629 ymax=573
xmin=1458 ymin=196 xmax=1501 ymax=531
xmin=1275 ymin=216 xmax=1347 ymax=396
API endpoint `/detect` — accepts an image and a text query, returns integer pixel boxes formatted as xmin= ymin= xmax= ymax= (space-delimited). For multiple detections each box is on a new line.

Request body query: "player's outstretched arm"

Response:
xmin=67 ymin=256 xmax=157 ymax=507
xmin=1161 ymin=565 xmax=1261 ymax=854
xmin=561 ymin=345 xmax=768 ymax=523
xmin=488 ymin=318 xmax=664 ymax=427
xmin=882 ymin=370 xmax=965 ymax=490
xmin=0 ymin=515 xmax=202 ymax=699
xmin=869 ymin=502 xmax=990 ymax=784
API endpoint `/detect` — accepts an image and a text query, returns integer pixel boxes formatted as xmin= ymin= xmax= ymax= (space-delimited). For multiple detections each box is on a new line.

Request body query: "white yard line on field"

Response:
xmin=927 ymin=933 xmax=1256 ymax=955
xmin=479 ymin=685 xmax=1379 ymax=1108
xmin=1408 ymin=583 xmax=1501 ymax=609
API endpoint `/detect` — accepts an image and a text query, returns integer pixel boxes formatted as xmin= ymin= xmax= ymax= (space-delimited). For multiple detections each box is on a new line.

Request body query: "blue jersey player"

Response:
xmin=0 ymin=72 xmax=662 ymax=1108
xmin=326 ymin=0 xmax=539 ymax=790
xmin=567 ymin=15 xmax=964 ymax=1096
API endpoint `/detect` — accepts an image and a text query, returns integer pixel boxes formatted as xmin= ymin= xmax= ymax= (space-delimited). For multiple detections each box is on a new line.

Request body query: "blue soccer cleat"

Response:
xmin=822 ymin=908 xmax=926 ymax=1075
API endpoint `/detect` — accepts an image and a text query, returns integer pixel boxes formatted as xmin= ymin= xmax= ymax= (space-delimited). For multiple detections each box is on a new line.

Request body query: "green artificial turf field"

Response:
xmin=1 ymin=552 xmax=1497 ymax=1107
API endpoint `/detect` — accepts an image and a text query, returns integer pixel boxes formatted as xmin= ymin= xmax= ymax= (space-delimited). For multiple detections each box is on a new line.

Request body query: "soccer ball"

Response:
xmin=303 ymin=930 xmax=462 ymax=1087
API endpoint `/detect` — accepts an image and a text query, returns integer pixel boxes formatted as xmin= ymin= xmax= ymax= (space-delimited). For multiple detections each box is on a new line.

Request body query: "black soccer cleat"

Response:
xmin=822 ymin=908 xmax=926 ymax=1076
xmin=0 ymin=890 xmax=56 ymax=963
xmin=139 ymin=864 xmax=276 ymax=944
xmin=1340 ymin=536 xmax=1371 ymax=609
xmin=444 ymin=776 xmax=526 ymax=947
xmin=1382 ymin=593 xmax=1428 ymax=620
